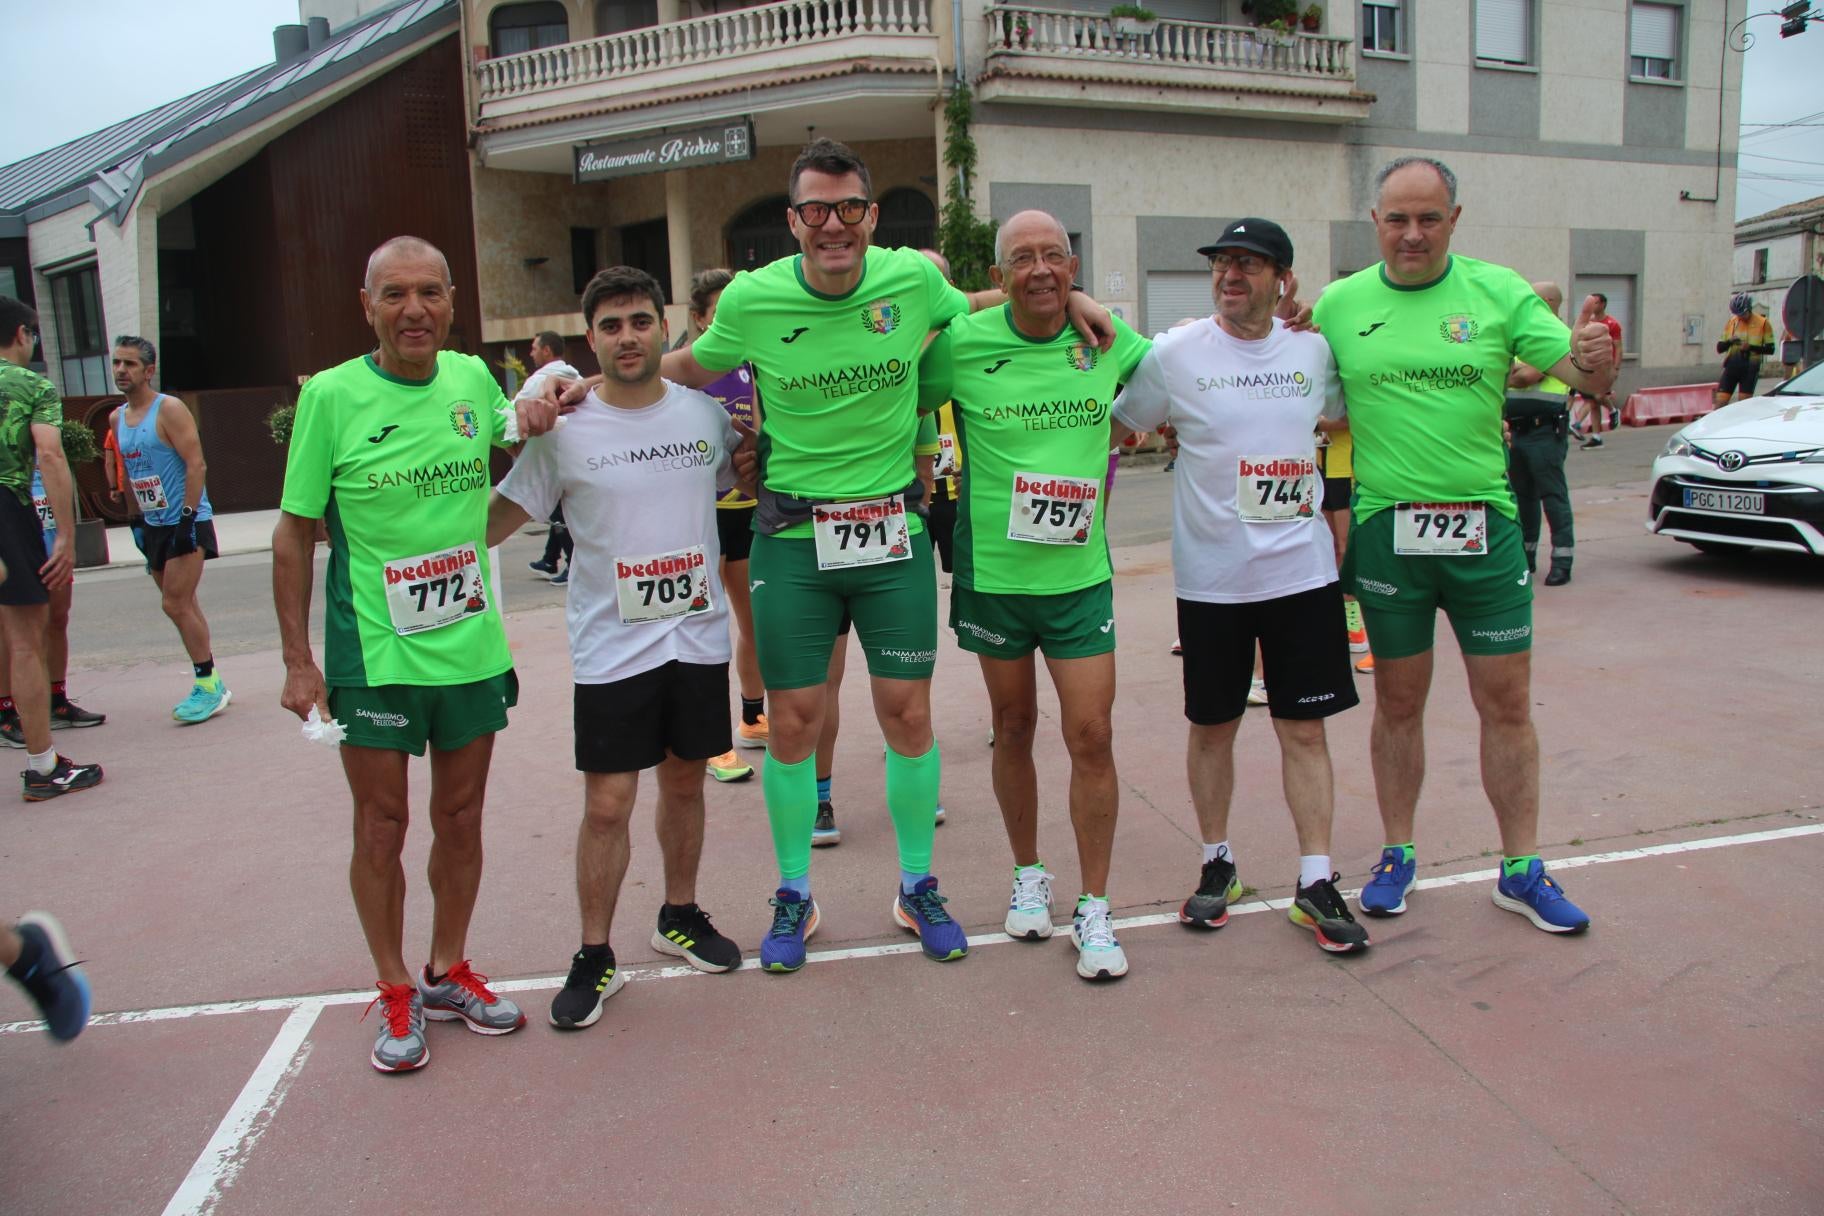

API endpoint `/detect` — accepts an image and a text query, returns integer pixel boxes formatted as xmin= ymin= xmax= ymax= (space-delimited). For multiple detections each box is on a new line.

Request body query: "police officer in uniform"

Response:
xmin=1503 ymin=281 xmax=1574 ymax=586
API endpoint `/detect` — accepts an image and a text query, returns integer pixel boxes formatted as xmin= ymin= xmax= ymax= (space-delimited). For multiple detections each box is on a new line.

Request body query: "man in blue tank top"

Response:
xmin=108 ymin=337 xmax=229 ymax=723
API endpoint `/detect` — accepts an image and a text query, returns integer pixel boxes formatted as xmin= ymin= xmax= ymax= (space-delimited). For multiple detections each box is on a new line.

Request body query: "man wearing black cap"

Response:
xmin=1112 ymin=218 xmax=1368 ymax=957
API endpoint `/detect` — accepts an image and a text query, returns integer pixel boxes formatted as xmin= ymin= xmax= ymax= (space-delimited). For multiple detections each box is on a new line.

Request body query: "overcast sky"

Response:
xmin=0 ymin=1 xmax=1819 ymax=220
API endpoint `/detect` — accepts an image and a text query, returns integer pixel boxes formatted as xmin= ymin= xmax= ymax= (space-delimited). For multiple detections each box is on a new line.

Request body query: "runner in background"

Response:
xmin=1316 ymin=413 xmax=1371 ymax=673
xmin=0 ymin=466 xmax=105 ymax=746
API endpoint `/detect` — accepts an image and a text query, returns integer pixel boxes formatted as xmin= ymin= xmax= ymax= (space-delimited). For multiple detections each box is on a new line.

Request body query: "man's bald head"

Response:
xmin=918 ymin=247 xmax=952 ymax=282
xmin=994 ymin=210 xmax=1072 ymax=265
xmin=364 ymin=236 xmax=451 ymax=294
xmin=1530 ymin=280 xmax=1563 ymax=316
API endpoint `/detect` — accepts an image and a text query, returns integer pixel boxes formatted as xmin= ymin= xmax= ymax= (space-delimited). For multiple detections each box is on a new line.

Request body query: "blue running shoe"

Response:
xmin=893 ymin=876 xmax=969 ymax=962
xmin=1359 ymin=847 xmax=1416 ymax=917
xmin=1492 ymin=859 xmax=1591 ymax=934
xmin=8 ymin=913 xmax=91 ymax=1042
xmin=759 ymin=889 xmax=820 ymax=973
xmin=173 ymin=677 xmax=231 ymax=725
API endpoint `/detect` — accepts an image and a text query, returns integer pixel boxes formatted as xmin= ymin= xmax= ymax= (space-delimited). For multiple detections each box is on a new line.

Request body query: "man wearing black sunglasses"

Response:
xmin=640 ymin=138 xmax=1113 ymax=973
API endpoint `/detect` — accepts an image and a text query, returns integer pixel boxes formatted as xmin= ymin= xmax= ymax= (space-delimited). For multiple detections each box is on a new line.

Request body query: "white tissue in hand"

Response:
xmin=497 ymin=407 xmax=566 ymax=445
xmin=302 ymin=704 xmax=346 ymax=747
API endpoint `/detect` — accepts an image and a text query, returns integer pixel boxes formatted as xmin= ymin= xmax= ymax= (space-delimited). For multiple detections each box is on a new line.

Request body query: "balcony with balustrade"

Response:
xmin=473 ymin=0 xmax=941 ymax=158
xmin=975 ymin=7 xmax=1370 ymax=123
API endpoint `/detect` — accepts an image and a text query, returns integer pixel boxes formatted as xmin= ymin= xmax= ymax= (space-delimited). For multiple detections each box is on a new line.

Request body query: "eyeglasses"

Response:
xmin=790 ymin=197 xmax=870 ymax=227
xmin=1208 ymin=252 xmax=1271 ymax=274
xmin=1003 ymin=250 xmax=1071 ymax=272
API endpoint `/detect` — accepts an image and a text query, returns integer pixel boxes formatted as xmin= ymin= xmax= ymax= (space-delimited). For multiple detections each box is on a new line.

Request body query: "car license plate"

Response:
xmin=1683 ymin=488 xmax=1764 ymax=514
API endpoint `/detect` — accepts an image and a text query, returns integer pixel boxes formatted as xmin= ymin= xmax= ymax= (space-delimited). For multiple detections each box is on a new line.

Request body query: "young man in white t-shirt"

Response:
xmin=489 ymin=267 xmax=750 ymax=1029
xmin=1112 ymin=218 xmax=1368 ymax=955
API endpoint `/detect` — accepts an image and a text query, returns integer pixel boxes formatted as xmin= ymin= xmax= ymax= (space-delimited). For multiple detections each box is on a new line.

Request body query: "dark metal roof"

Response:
xmin=1 ymin=0 xmax=456 ymax=224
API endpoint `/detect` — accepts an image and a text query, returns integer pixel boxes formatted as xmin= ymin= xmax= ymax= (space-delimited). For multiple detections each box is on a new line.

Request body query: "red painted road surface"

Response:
xmin=3 ymin=481 xmax=1821 ymax=1215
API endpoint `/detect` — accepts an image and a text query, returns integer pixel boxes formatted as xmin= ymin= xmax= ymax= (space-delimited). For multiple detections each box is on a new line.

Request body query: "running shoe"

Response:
xmin=1071 ymin=899 xmax=1128 ymax=981
xmin=1004 ymin=866 xmax=1055 ymax=940
xmin=651 ymin=902 xmax=742 ymax=972
xmin=549 ymin=947 xmax=623 ymax=1029
xmin=7 ymin=912 xmax=91 ymax=1041
xmin=737 ymin=713 xmax=769 ymax=749
xmin=1580 ymin=434 xmax=1605 ymax=450
xmin=1359 ymin=847 xmax=1416 ymax=917
xmin=1347 ymin=625 xmax=1370 ymax=654
xmin=1544 ymin=567 xmax=1572 ymax=587
xmin=364 ymin=981 xmax=428 ymax=1071
xmin=21 ymin=756 xmax=103 ymax=802
xmin=50 ymin=699 xmax=105 ymax=729
xmin=705 ymin=750 xmax=753 ymax=783
xmin=935 ymin=801 xmax=947 ymax=825
xmin=0 ymin=711 xmax=22 ymax=748
xmin=760 ymin=889 xmax=820 ymax=973
xmin=1170 ymin=637 xmax=1182 ymax=656
xmin=893 ymin=876 xmax=969 ymax=962
xmin=1354 ymin=651 xmax=1375 ymax=675
xmin=1289 ymin=874 xmax=1371 ymax=953
xmin=1246 ymin=678 xmax=1269 ymax=707
xmin=417 ymin=960 xmax=526 ymax=1034
xmin=811 ymin=800 xmax=840 ymax=847
xmin=1492 ymin=859 xmax=1591 ymax=934
xmin=528 ymin=558 xmax=558 ymax=575
xmin=550 ymin=568 xmax=569 ymax=586
xmin=1180 ymin=856 xmax=1242 ymax=929
xmin=173 ymin=677 xmax=231 ymax=724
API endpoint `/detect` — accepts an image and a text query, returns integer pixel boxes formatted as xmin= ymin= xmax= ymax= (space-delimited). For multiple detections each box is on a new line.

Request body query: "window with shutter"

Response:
xmin=1475 ymin=0 xmax=1530 ymax=66
xmin=1629 ymin=3 xmax=1679 ymax=79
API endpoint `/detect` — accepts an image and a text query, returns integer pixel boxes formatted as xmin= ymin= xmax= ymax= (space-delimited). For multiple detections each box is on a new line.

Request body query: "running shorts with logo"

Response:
xmin=140 ymin=518 xmax=220 ymax=572
xmin=575 ymin=662 xmax=731 ymax=773
xmin=1341 ymin=507 xmax=1533 ymax=657
xmin=691 ymin=246 xmax=970 ymax=684
xmin=1178 ymin=584 xmax=1358 ymax=723
xmin=279 ymin=351 xmax=516 ymax=691
xmin=331 ymin=670 xmax=519 ymax=755
xmin=1314 ymin=256 xmax=1571 ymax=660
xmin=748 ymin=529 xmax=936 ymax=687
xmin=951 ymin=580 xmax=1115 ymax=660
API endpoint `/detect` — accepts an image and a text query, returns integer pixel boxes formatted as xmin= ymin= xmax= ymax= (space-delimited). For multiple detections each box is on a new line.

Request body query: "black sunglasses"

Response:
xmin=790 ymin=197 xmax=870 ymax=227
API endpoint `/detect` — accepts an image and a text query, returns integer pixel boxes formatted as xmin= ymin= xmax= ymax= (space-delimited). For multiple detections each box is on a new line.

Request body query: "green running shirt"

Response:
xmin=690 ymin=246 xmax=971 ymax=506
xmin=1313 ymin=256 xmax=1571 ymax=521
xmin=279 ymin=352 xmax=514 ymax=688
xmin=919 ymin=306 xmax=1150 ymax=594
xmin=0 ymin=363 xmax=61 ymax=507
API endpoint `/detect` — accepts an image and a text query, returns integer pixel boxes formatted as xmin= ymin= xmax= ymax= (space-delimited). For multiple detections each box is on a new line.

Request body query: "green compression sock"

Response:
xmin=1502 ymin=853 xmax=1541 ymax=878
xmin=762 ymin=749 xmax=819 ymax=882
xmin=885 ymin=739 xmax=942 ymax=876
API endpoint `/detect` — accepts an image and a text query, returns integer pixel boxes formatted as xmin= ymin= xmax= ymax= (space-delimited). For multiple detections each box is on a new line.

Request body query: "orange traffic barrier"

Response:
xmin=1621 ymin=383 xmax=1717 ymax=428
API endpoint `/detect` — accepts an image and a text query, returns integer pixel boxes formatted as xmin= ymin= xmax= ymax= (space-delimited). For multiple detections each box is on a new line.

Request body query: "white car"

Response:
xmin=1647 ymin=362 xmax=1824 ymax=556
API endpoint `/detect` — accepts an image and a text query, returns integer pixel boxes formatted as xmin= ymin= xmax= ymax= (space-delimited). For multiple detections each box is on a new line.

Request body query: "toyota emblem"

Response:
xmin=1718 ymin=450 xmax=1747 ymax=472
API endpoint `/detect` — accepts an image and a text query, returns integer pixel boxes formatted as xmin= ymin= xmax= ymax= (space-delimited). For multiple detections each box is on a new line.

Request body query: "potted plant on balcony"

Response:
xmin=1109 ymin=4 xmax=1158 ymax=38
xmin=1300 ymin=4 xmax=1323 ymax=31
xmin=1001 ymin=10 xmax=1033 ymax=48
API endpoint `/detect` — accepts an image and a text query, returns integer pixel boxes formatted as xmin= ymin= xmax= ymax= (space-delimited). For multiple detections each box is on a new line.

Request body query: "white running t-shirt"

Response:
xmin=498 ymin=381 xmax=739 ymax=683
xmin=1113 ymin=317 xmax=1343 ymax=604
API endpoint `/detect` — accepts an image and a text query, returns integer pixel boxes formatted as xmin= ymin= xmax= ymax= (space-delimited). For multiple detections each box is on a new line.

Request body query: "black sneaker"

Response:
xmin=1179 ymin=856 xmax=1242 ymax=929
xmin=650 ymin=903 xmax=742 ymax=973
xmin=0 ymin=712 xmax=22 ymax=748
xmin=811 ymin=800 xmax=840 ymax=847
xmin=1289 ymin=874 xmax=1371 ymax=953
xmin=528 ymin=558 xmax=558 ymax=575
xmin=548 ymin=946 xmax=623 ymax=1029
xmin=21 ymin=756 xmax=103 ymax=802
xmin=50 ymin=700 xmax=105 ymax=729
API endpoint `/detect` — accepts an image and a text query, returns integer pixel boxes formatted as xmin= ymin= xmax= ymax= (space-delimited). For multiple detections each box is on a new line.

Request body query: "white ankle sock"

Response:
xmin=27 ymin=748 xmax=56 ymax=776
xmin=1202 ymin=841 xmax=1231 ymax=865
xmin=1299 ymin=854 xmax=1332 ymax=888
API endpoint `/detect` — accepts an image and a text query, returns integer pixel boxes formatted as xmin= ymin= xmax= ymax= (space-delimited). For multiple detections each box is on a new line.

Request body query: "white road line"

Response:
xmin=159 ymin=1001 xmax=321 ymax=1216
xmin=5 ymin=822 xmax=1820 ymax=1037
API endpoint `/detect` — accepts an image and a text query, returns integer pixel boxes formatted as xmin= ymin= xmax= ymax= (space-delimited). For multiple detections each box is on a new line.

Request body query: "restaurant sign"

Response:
xmin=573 ymin=121 xmax=755 ymax=183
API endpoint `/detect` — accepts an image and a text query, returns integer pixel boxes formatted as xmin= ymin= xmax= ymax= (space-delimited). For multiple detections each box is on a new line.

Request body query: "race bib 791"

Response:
xmin=812 ymin=495 xmax=911 ymax=570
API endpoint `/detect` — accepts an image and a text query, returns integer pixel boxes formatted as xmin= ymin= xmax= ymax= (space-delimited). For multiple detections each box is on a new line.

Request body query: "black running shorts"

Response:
xmin=1177 ymin=582 xmax=1360 ymax=725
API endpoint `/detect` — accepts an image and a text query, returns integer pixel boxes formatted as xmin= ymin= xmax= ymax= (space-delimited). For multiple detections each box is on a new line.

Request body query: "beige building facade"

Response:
xmin=465 ymin=0 xmax=1744 ymax=385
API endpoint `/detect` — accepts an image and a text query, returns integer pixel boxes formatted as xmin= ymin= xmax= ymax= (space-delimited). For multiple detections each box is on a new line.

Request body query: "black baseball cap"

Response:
xmin=1197 ymin=217 xmax=1293 ymax=269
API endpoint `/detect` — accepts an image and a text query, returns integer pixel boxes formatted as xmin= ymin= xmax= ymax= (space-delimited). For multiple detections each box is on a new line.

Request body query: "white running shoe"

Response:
xmin=1071 ymin=899 xmax=1129 ymax=981
xmin=1246 ymin=678 xmax=1269 ymax=707
xmin=1004 ymin=866 xmax=1055 ymax=940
